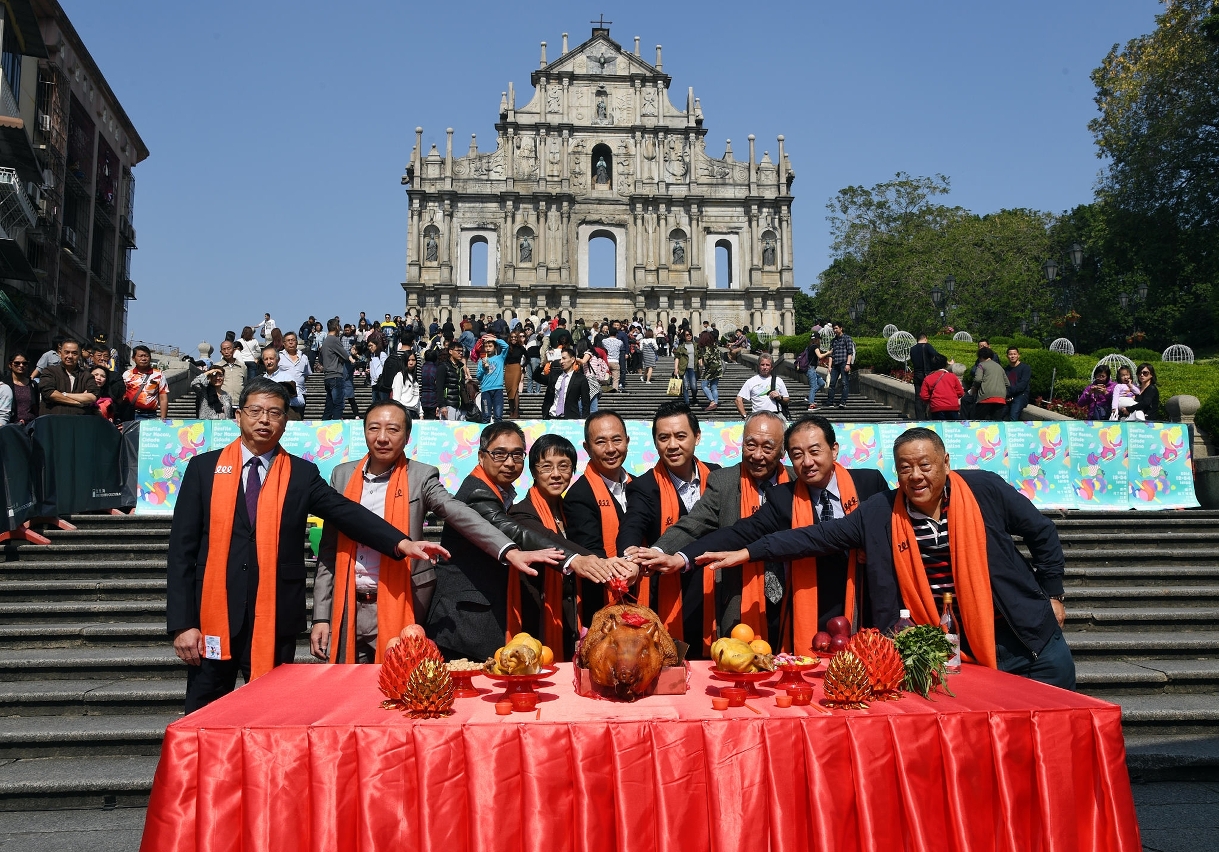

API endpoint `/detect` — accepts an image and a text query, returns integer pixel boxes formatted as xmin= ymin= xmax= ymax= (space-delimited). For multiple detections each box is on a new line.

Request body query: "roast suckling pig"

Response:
xmin=578 ymin=604 xmax=679 ymax=701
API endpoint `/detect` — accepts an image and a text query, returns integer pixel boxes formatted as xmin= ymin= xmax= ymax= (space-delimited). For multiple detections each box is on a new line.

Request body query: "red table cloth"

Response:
xmin=141 ymin=662 xmax=1140 ymax=852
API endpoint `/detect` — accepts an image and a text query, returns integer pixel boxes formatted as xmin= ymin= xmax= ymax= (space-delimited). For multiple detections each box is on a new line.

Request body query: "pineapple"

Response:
xmin=822 ymin=650 xmax=874 ymax=709
xmin=402 ymin=658 xmax=456 ymax=719
xmin=378 ymin=635 xmax=444 ymax=709
xmin=848 ymin=628 xmax=906 ymax=700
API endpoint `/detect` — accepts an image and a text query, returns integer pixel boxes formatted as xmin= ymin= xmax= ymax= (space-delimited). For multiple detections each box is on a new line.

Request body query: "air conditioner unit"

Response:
xmin=37 ymin=197 xmax=48 ymax=216
xmin=37 ymin=112 xmax=50 ymax=132
xmin=63 ymin=225 xmax=75 ymax=249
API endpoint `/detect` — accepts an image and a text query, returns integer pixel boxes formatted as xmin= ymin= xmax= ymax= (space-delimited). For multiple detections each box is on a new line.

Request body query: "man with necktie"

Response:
xmin=541 ymin=347 xmax=590 ymax=420
xmin=166 ymin=377 xmax=448 ymax=712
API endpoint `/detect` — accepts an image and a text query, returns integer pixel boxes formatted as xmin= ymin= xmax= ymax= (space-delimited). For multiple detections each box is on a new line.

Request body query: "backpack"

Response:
xmin=796 ymin=345 xmax=812 ymax=372
xmin=586 ymin=350 xmax=610 ymax=383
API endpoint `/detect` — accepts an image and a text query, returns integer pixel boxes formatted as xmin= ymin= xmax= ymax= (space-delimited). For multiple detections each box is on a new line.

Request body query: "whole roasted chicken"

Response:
xmin=578 ymin=604 xmax=679 ymax=701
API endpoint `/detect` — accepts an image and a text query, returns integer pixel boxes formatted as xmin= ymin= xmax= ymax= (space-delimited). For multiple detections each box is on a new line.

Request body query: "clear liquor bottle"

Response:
xmin=893 ymin=609 xmax=916 ymax=634
xmin=940 ymin=593 xmax=961 ymax=673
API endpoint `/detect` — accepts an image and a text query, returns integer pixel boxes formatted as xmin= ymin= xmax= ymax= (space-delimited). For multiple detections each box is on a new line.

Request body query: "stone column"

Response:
xmin=560 ymin=201 xmax=571 ymax=276
xmin=506 ymin=128 xmax=515 ymax=191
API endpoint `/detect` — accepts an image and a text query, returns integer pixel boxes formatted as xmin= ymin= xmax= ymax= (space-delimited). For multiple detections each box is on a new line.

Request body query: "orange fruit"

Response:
xmin=730 ymin=623 xmax=755 ymax=643
xmin=540 ymin=646 xmax=555 ymax=667
xmin=749 ymin=638 xmax=772 ymax=655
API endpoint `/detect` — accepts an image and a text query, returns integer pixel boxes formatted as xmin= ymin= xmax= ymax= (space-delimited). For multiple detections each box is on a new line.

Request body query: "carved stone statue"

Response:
xmin=762 ymin=237 xmax=776 ymax=267
xmin=642 ymin=88 xmax=657 ymax=117
xmin=664 ymin=139 xmax=688 ymax=179
xmin=547 ymin=137 xmax=561 ymax=177
xmin=425 ymin=233 xmax=438 ymax=263
xmin=596 ymin=94 xmax=608 ymax=121
xmin=595 ymin=156 xmax=610 ymax=186
xmin=546 ymin=88 xmax=561 ymax=114
xmin=519 ymin=234 xmax=533 ymax=264
xmin=570 ymin=140 xmax=587 ymax=189
xmin=672 ymin=239 xmax=685 ymax=266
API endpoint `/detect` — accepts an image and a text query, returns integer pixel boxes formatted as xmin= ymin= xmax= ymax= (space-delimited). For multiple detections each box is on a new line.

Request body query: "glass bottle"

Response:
xmin=940 ymin=593 xmax=961 ymax=673
xmin=893 ymin=609 xmax=916 ymax=634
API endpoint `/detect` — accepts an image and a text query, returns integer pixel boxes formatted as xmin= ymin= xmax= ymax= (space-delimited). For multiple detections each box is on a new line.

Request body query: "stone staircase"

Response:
xmin=169 ymin=356 xmax=903 ymax=423
xmin=3 ymin=505 xmax=1219 ymax=808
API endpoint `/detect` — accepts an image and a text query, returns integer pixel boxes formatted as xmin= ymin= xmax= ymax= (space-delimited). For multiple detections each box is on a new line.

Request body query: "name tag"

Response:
xmin=215 ymin=465 xmax=234 ymax=475
xmin=204 ymin=635 xmax=222 ymax=660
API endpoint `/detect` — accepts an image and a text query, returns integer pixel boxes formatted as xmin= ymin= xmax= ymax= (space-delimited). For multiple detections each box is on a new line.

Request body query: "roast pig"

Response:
xmin=578 ymin=604 xmax=679 ymax=701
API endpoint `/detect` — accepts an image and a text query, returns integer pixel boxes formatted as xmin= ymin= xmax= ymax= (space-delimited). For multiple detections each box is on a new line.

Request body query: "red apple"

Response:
xmin=812 ymin=631 xmax=832 ymax=653
xmin=826 ymin=616 xmax=852 ymax=637
xmin=400 ymin=624 xmax=427 ymax=641
xmin=830 ymin=634 xmax=850 ymax=653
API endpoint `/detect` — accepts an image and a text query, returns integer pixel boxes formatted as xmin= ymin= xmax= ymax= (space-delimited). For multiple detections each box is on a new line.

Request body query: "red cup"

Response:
xmin=774 ymin=694 xmax=793 ymax=708
xmin=788 ymin=685 xmax=813 ymax=706
xmin=495 ymin=700 xmax=513 ymax=715
xmin=720 ymin=687 xmax=747 ymax=707
xmin=711 ymin=697 xmax=730 ymax=711
xmin=510 ymin=692 xmax=539 ymax=712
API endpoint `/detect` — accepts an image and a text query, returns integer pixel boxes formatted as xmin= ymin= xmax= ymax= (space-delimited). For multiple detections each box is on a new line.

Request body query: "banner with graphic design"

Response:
xmin=132 ymin=419 xmax=1198 ymax=514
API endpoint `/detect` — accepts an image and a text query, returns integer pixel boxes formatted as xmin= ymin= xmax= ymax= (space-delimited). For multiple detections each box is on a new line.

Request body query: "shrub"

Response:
xmin=986 ymin=336 xmax=1014 ymax=350
xmin=1123 ymin=347 xmax=1160 ymax=362
xmin=1011 ymin=334 xmax=1042 ymax=350
xmin=1052 ymin=378 xmax=1089 ymax=404
xmin=1196 ymin=393 xmax=1219 ymax=441
xmin=853 ymin=341 xmax=892 ymax=371
xmin=1091 ymin=347 xmax=1120 ymax=359
xmin=1020 ymin=349 xmax=1078 ymax=399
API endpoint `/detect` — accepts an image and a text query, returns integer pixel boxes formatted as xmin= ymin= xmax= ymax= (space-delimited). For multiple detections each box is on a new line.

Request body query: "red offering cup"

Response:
xmin=775 ymin=694 xmax=793 ymax=708
xmin=720 ymin=687 xmax=747 ymax=707
xmin=788 ymin=684 xmax=813 ymax=706
xmin=773 ymin=659 xmax=820 ymax=690
xmin=448 ymin=669 xmax=482 ymax=699
xmin=509 ymin=691 xmax=539 ymax=712
xmin=495 ymin=701 xmax=513 ymax=715
xmin=709 ymin=668 xmax=776 ymax=696
xmin=711 ymin=697 xmax=730 ymax=711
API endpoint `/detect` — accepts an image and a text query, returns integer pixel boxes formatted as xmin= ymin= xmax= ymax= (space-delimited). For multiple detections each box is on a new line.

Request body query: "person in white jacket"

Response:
xmin=254 ymin=313 xmax=277 ymax=342
xmin=391 ymin=351 xmax=422 ymax=418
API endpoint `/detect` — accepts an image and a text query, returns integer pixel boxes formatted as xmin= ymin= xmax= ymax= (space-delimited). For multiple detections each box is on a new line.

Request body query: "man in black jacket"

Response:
xmin=697 ymin=427 xmax=1074 ymax=688
xmin=541 ymin=347 xmax=590 ymax=419
xmin=1004 ymin=346 xmax=1032 ymax=422
xmin=425 ymin=421 xmax=630 ymax=661
xmin=166 ymin=378 xmax=449 ymax=712
xmin=434 ymin=340 xmax=468 ymax=420
xmin=637 ymin=415 xmax=891 ymax=640
xmin=909 ymin=333 xmax=942 ymax=420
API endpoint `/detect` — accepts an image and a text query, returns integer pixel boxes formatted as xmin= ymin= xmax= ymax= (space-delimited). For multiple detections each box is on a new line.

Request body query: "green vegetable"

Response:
xmin=892 ymin=625 xmax=955 ymax=699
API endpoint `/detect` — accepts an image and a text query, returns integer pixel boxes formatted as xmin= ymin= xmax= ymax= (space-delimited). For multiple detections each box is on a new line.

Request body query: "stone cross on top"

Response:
xmin=590 ymin=15 xmax=612 ymax=35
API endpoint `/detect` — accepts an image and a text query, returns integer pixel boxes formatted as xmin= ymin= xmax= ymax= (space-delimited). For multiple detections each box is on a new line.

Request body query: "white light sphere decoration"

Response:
xmin=882 ymin=324 xmax=899 ymax=339
xmin=1162 ymin=344 xmax=1194 ymax=364
xmin=1094 ymin=353 xmax=1137 ymax=379
xmin=1049 ymin=338 xmax=1075 ymax=356
xmin=952 ymin=331 xmax=973 ymax=342
xmin=887 ymin=331 xmax=916 ymax=363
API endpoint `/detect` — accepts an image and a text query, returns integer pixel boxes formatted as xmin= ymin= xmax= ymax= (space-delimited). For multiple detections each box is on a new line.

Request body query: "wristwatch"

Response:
xmin=1050 ymin=594 xmax=1066 ymax=603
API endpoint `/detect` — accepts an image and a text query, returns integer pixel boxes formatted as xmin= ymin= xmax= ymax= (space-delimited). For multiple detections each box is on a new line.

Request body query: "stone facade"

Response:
xmin=401 ymin=26 xmax=797 ymax=333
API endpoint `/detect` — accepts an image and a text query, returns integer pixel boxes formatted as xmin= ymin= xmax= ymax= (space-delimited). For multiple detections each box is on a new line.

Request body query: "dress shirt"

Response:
xmin=667 ymin=466 xmax=703 ymax=513
xmin=601 ymin=472 xmax=628 ymax=512
xmin=352 ymin=466 xmax=393 ymax=589
xmin=238 ymin=443 xmax=277 ymax=485
xmin=808 ymin=471 xmax=844 ymax=520
xmin=551 ymin=370 xmax=571 ymax=417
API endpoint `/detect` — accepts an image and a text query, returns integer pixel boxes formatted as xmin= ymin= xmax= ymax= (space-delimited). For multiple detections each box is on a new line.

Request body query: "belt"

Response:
xmin=355 ymin=590 xmax=378 ymax=603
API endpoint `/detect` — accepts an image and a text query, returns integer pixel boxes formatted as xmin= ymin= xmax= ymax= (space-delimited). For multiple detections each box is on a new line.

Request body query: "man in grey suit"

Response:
xmin=310 ymin=400 xmax=559 ymax=662
xmin=625 ymin=412 xmax=789 ymax=637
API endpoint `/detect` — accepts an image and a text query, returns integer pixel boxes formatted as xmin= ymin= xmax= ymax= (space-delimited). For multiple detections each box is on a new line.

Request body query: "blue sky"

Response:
xmin=63 ymin=0 xmax=1158 ymax=352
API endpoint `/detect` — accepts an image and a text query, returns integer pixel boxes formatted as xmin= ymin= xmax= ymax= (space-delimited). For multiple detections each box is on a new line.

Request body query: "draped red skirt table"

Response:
xmin=140 ymin=662 xmax=1139 ymax=852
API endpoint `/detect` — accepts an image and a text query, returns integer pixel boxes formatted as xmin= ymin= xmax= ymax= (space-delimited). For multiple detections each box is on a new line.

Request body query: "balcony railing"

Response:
xmin=0 ymin=168 xmax=38 ymax=234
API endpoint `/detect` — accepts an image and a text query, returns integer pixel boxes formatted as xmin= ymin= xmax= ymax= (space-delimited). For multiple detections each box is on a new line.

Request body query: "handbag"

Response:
xmin=815 ymin=365 xmax=830 ymax=378
xmin=666 ymin=376 xmax=684 ymax=396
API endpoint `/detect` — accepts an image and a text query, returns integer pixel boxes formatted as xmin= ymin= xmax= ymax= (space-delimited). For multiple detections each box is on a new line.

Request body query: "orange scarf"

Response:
xmin=199 ymin=441 xmax=291 ymax=680
xmin=328 ymin=456 xmax=411 ymax=664
xmin=788 ymin=463 xmax=860 ymax=655
xmin=737 ymin=464 xmax=791 ymax=641
xmin=890 ymin=470 xmax=996 ymax=668
xmin=582 ymin=463 xmax=629 ymax=558
xmin=638 ymin=460 xmax=713 ymax=651
xmin=468 ymin=464 xmax=525 ymax=645
xmin=528 ymin=486 xmax=568 ymax=661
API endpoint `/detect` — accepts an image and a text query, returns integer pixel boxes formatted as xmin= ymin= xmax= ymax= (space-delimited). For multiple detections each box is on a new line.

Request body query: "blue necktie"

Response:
xmin=245 ymin=458 xmax=262 ymax=525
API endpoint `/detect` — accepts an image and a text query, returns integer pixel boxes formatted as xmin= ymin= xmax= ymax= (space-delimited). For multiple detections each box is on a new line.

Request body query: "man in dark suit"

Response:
xmin=909 ymin=332 xmax=942 ymax=420
xmin=626 ymin=411 xmax=790 ymax=639
xmin=425 ymin=422 xmax=619 ymax=661
xmin=697 ymin=427 xmax=1074 ymax=688
xmin=541 ymin=347 xmax=590 ymax=419
xmin=637 ymin=415 xmax=891 ymax=641
xmin=166 ymin=378 xmax=448 ymax=712
xmin=616 ymin=401 xmax=721 ymax=653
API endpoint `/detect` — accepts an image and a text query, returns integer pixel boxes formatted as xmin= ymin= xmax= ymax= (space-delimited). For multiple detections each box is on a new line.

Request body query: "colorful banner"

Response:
xmin=133 ymin=419 xmax=1198 ymax=514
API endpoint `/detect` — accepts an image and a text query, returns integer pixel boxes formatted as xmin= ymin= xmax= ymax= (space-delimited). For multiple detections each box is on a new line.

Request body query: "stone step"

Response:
xmin=1065 ymin=630 xmax=1219 ymax=660
xmin=0 ymin=755 xmax=157 ymax=811
xmin=1065 ymin=607 xmax=1219 ymax=630
xmin=0 ymin=560 xmax=170 ymax=581
xmin=0 ymin=602 xmax=165 ymax=621
xmin=0 ymin=714 xmax=178 ymax=759
xmin=0 ymin=622 xmax=169 ymax=649
xmin=0 ymin=646 xmax=184 ymax=681
xmin=1063 ymin=585 xmax=1219 ymax=606
xmin=1058 ymin=532 xmax=1219 ymax=550
xmin=0 ymin=679 xmax=184 ymax=716
xmin=1077 ymin=659 xmax=1219 ymax=696
xmin=1063 ymin=565 xmax=1219 ymax=587
xmin=61 ymin=515 xmax=173 ymax=531
xmin=2 ymin=543 xmax=169 ymax=563
xmin=0 ymin=579 xmax=167 ymax=602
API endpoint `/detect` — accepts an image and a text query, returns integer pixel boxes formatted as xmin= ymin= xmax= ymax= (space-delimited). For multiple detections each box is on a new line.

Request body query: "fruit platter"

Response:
xmin=771 ymin=653 xmax=821 ymax=689
xmin=709 ymin=624 xmax=777 ymax=695
xmin=483 ymin=632 xmax=559 ymax=698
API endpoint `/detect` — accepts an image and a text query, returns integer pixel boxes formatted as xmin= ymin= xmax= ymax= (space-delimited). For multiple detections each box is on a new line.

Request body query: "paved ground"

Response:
xmin=0 ymin=781 xmax=1214 ymax=850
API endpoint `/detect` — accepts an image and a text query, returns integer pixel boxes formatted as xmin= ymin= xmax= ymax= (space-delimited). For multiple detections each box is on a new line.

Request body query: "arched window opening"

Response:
xmin=470 ymin=237 xmax=488 ymax=286
xmin=588 ymin=231 xmax=616 ymax=288
xmin=715 ymin=240 xmax=732 ymax=289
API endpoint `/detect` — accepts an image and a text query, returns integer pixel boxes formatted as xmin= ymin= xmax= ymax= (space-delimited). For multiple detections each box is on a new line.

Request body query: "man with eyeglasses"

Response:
xmin=642 ymin=415 xmax=891 ymax=653
xmin=626 ymin=412 xmax=791 ymax=642
xmin=167 ymin=377 xmax=450 ymax=712
xmin=431 ymin=421 xmax=617 ymax=661
xmin=311 ymin=401 xmax=563 ymax=663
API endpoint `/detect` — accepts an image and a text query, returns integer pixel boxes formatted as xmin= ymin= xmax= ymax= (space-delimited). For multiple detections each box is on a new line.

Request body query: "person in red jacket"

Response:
xmin=919 ymin=355 xmax=965 ymax=420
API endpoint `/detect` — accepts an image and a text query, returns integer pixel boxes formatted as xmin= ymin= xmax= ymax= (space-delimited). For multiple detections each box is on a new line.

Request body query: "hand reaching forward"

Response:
xmin=569 ymin=554 xmax=615 ymax=583
xmin=607 ymin=557 xmax=640 ymax=582
xmin=631 ymin=549 xmax=685 ymax=574
xmin=695 ymin=549 xmax=751 ymax=572
xmin=505 ymin=547 xmax=565 ymax=577
xmin=397 ymin=539 xmax=450 ymax=562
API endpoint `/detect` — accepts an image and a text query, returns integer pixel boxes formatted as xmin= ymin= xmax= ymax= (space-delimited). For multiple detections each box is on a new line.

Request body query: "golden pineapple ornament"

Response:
xmin=822 ymin=650 xmax=874 ymax=709
xmin=848 ymin=628 xmax=906 ymax=700
xmin=379 ymin=635 xmax=444 ymax=710
xmin=402 ymin=658 xmax=456 ymax=719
